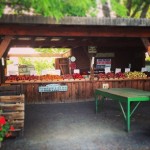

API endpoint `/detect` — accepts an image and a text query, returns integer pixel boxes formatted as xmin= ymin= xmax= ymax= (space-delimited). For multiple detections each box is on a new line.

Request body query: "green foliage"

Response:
xmin=111 ymin=0 xmax=128 ymax=17
xmin=0 ymin=0 xmax=96 ymax=20
xmin=6 ymin=60 xmax=13 ymax=65
xmin=19 ymin=57 xmax=55 ymax=75
xmin=0 ymin=0 xmax=5 ymax=17
xmin=0 ymin=0 xmax=150 ymax=19
xmin=0 ymin=122 xmax=10 ymax=142
xmin=35 ymin=48 xmax=69 ymax=54
xmin=62 ymin=0 xmax=96 ymax=16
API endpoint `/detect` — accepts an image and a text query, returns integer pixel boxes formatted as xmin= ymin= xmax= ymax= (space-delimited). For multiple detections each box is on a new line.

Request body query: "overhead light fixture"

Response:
xmin=51 ymin=37 xmax=61 ymax=41
xmin=18 ymin=37 xmax=31 ymax=40
xmin=35 ymin=37 xmax=46 ymax=41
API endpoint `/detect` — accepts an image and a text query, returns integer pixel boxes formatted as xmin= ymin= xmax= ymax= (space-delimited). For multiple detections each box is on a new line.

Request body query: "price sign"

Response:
xmin=115 ymin=68 xmax=121 ymax=74
xmin=105 ymin=67 xmax=111 ymax=73
xmin=125 ymin=68 xmax=130 ymax=72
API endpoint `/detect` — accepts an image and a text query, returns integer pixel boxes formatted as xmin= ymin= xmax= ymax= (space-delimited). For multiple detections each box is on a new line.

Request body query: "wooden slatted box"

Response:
xmin=0 ymin=94 xmax=25 ymax=136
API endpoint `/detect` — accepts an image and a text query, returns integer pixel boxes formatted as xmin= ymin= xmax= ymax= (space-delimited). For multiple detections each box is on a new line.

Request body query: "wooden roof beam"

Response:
xmin=0 ymin=36 xmax=12 ymax=58
xmin=10 ymin=39 xmax=144 ymax=48
xmin=0 ymin=24 xmax=150 ymax=37
xmin=141 ymin=38 xmax=150 ymax=55
xmin=7 ymin=53 xmax=63 ymax=57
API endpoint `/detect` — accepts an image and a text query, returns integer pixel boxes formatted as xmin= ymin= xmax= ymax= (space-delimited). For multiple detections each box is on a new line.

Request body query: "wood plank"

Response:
xmin=131 ymin=80 xmax=138 ymax=89
xmin=78 ymin=81 xmax=86 ymax=101
xmin=8 ymin=53 xmax=63 ymax=57
xmin=0 ymin=103 xmax=24 ymax=111
xmin=118 ymin=80 xmax=126 ymax=88
xmin=71 ymin=82 xmax=77 ymax=101
xmin=144 ymin=80 xmax=150 ymax=91
xmin=85 ymin=81 xmax=93 ymax=100
xmin=112 ymin=81 xmax=119 ymax=88
xmin=1 ymin=24 xmax=150 ymax=37
xmin=0 ymin=36 xmax=12 ymax=58
xmin=10 ymin=120 xmax=24 ymax=128
xmin=65 ymin=82 xmax=72 ymax=102
xmin=137 ymin=80 xmax=144 ymax=90
xmin=141 ymin=38 xmax=150 ymax=50
xmin=0 ymin=95 xmax=24 ymax=103
xmin=1 ymin=112 xmax=24 ymax=120
xmin=125 ymin=80 xmax=132 ymax=88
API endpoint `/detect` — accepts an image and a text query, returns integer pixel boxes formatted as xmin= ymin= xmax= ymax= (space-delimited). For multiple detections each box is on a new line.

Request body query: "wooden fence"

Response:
xmin=7 ymin=79 xmax=150 ymax=104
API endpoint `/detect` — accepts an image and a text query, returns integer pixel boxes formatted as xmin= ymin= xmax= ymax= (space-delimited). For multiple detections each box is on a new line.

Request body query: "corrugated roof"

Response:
xmin=0 ymin=15 xmax=150 ymax=26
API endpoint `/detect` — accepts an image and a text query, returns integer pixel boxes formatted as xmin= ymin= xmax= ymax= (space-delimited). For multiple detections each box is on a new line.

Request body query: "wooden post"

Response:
xmin=0 ymin=36 xmax=12 ymax=84
xmin=0 ymin=36 xmax=12 ymax=58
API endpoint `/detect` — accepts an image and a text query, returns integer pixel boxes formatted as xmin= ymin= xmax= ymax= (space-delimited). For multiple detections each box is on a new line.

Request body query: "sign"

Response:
xmin=96 ymin=53 xmax=115 ymax=57
xmin=115 ymin=68 xmax=121 ymax=74
xmin=88 ymin=46 xmax=97 ymax=53
xmin=141 ymin=67 xmax=147 ymax=72
xmin=105 ymin=67 xmax=111 ymax=73
xmin=39 ymin=84 xmax=68 ymax=92
xmin=125 ymin=68 xmax=130 ymax=72
xmin=91 ymin=57 xmax=95 ymax=69
xmin=74 ymin=69 xmax=80 ymax=74
xmin=96 ymin=59 xmax=111 ymax=69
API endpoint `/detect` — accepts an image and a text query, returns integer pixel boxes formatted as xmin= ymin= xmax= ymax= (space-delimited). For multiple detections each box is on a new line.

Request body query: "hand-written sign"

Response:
xmin=39 ymin=84 xmax=68 ymax=92
xmin=88 ymin=46 xmax=97 ymax=53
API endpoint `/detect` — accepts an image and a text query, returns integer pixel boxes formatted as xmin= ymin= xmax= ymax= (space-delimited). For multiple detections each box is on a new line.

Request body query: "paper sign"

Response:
xmin=91 ymin=57 xmax=95 ymax=69
xmin=74 ymin=69 xmax=80 ymax=74
xmin=125 ymin=68 xmax=130 ymax=72
xmin=115 ymin=68 xmax=121 ymax=74
xmin=1 ymin=57 xmax=4 ymax=66
xmin=141 ymin=67 xmax=147 ymax=72
xmin=105 ymin=67 xmax=111 ymax=73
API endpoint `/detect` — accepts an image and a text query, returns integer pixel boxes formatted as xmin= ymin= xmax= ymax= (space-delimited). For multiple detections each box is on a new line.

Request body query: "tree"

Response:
xmin=0 ymin=0 xmax=149 ymax=19
xmin=19 ymin=57 xmax=55 ymax=75
xmin=0 ymin=0 xmax=96 ymax=20
xmin=99 ymin=0 xmax=150 ymax=18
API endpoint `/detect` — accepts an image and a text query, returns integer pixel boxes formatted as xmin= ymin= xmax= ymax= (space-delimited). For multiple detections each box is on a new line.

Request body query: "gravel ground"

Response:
xmin=1 ymin=100 xmax=150 ymax=150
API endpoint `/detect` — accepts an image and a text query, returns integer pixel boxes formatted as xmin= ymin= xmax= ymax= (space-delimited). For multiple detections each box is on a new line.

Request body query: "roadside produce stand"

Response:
xmin=95 ymin=88 xmax=150 ymax=132
xmin=4 ymin=72 xmax=150 ymax=104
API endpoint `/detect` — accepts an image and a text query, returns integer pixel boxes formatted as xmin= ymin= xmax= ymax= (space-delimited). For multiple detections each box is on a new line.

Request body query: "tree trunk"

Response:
xmin=102 ymin=2 xmax=111 ymax=17
xmin=140 ymin=2 xmax=150 ymax=18
xmin=126 ymin=0 xmax=132 ymax=16
xmin=131 ymin=1 xmax=144 ymax=18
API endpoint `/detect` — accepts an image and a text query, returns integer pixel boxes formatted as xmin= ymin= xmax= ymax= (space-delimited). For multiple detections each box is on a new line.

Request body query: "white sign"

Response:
xmin=96 ymin=59 xmax=111 ymax=69
xmin=125 ymin=68 xmax=130 ymax=72
xmin=105 ymin=67 xmax=111 ymax=73
xmin=91 ymin=57 xmax=95 ymax=69
xmin=1 ymin=57 xmax=4 ymax=66
xmin=88 ymin=46 xmax=97 ymax=53
xmin=141 ymin=67 xmax=147 ymax=72
xmin=74 ymin=69 xmax=80 ymax=74
xmin=115 ymin=68 xmax=121 ymax=74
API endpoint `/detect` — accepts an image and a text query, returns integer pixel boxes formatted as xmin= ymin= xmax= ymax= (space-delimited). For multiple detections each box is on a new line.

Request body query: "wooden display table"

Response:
xmin=95 ymin=88 xmax=150 ymax=132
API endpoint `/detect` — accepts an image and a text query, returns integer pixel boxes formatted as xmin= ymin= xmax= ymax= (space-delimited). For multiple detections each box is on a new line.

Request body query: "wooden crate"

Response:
xmin=0 ymin=84 xmax=22 ymax=96
xmin=0 ymin=94 xmax=25 ymax=136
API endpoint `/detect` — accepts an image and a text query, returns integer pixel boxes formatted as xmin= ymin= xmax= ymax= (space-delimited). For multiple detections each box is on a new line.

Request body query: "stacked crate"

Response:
xmin=0 ymin=85 xmax=25 ymax=136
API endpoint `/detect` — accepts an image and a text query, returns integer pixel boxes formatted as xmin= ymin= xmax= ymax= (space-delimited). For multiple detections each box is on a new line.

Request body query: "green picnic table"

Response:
xmin=95 ymin=88 xmax=150 ymax=132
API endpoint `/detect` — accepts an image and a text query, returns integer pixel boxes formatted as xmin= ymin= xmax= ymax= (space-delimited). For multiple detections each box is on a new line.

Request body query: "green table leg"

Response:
xmin=95 ymin=94 xmax=98 ymax=113
xmin=95 ymin=94 xmax=105 ymax=113
xmin=126 ymin=101 xmax=131 ymax=132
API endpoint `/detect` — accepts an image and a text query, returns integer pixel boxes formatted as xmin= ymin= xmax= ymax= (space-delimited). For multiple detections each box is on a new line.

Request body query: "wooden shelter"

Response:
xmin=0 ymin=15 xmax=150 ymax=103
